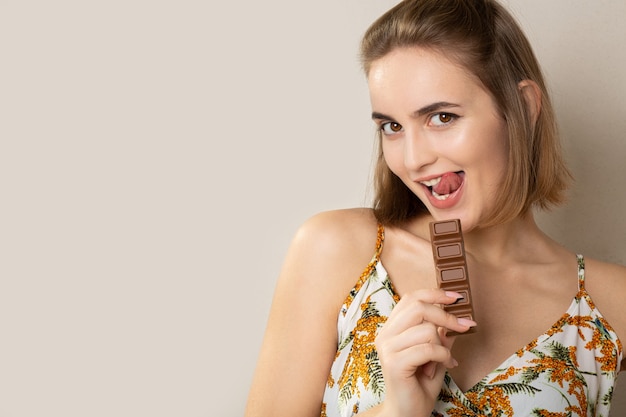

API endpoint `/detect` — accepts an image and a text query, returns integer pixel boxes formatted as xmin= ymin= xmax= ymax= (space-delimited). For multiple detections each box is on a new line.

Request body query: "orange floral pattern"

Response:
xmin=321 ymin=233 xmax=622 ymax=417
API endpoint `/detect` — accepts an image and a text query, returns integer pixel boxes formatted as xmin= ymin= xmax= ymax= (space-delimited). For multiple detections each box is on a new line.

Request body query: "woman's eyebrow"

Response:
xmin=413 ymin=101 xmax=460 ymax=117
xmin=371 ymin=102 xmax=460 ymax=121
xmin=371 ymin=111 xmax=394 ymax=121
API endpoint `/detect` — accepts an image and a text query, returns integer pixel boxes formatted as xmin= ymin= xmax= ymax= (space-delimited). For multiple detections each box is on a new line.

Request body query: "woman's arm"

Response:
xmin=244 ymin=209 xmax=380 ymax=417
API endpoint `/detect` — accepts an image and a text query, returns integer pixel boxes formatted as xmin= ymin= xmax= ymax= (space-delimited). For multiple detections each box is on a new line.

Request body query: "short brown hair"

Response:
xmin=361 ymin=0 xmax=572 ymax=227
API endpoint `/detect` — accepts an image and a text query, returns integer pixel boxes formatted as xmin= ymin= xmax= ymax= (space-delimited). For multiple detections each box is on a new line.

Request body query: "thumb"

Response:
xmin=439 ymin=327 xmax=459 ymax=369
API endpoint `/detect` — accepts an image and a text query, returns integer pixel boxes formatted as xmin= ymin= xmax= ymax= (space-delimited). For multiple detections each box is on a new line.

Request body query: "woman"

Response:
xmin=245 ymin=0 xmax=625 ymax=416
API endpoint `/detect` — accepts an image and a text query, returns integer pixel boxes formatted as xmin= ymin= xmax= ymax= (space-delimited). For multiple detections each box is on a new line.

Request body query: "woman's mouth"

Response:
xmin=420 ymin=171 xmax=464 ymax=201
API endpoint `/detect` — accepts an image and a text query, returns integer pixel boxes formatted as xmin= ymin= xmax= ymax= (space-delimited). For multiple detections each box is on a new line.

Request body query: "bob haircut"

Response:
xmin=360 ymin=0 xmax=572 ymax=227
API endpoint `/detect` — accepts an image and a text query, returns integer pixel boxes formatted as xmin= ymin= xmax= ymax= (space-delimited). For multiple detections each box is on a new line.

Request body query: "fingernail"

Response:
xmin=457 ymin=317 xmax=478 ymax=328
xmin=451 ymin=358 xmax=459 ymax=368
xmin=445 ymin=291 xmax=463 ymax=300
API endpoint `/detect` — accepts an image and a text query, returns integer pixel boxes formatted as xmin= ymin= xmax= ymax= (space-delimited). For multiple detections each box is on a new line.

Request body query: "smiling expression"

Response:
xmin=368 ymin=47 xmax=509 ymax=229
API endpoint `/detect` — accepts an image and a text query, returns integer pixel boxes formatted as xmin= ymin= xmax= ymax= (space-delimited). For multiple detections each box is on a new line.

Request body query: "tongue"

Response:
xmin=432 ymin=172 xmax=463 ymax=195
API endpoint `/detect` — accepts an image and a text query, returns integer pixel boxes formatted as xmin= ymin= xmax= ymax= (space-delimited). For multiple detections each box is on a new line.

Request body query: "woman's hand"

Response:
xmin=374 ymin=289 xmax=476 ymax=417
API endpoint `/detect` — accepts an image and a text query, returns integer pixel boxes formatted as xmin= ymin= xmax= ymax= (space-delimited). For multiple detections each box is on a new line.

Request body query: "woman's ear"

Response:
xmin=518 ymin=79 xmax=542 ymax=128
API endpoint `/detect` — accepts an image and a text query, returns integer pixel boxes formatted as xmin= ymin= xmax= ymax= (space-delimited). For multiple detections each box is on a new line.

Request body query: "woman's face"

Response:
xmin=368 ymin=47 xmax=509 ymax=230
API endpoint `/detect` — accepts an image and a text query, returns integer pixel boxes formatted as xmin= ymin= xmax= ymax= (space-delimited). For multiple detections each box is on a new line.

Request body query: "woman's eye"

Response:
xmin=380 ymin=122 xmax=403 ymax=135
xmin=430 ymin=113 xmax=456 ymax=126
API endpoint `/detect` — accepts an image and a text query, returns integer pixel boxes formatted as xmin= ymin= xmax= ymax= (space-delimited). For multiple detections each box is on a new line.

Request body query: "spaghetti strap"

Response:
xmin=374 ymin=224 xmax=384 ymax=259
xmin=577 ymin=254 xmax=585 ymax=291
xmin=341 ymin=224 xmax=386 ymax=314
xmin=357 ymin=224 xmax=384 ymax=285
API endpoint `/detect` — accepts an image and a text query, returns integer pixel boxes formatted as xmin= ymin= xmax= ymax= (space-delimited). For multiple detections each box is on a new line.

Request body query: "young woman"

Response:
xmin=245 ymin=1 xmax=625 ymax=416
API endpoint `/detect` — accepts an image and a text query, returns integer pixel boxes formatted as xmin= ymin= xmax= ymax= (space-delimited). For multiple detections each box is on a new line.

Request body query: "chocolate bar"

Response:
xmin=429 ymin=219 xmax=476 ymax=335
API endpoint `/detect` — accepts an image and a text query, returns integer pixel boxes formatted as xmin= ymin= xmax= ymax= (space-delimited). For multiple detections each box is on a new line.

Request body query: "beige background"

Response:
xmin=1 ymin=0 xmax=624 ymax=416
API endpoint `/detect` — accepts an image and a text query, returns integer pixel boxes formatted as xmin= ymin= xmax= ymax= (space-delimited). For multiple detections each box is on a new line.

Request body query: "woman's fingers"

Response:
xmin=374 ymin=290 xmax=469 ymax=417
xmin=395 ymin=287 xmax=459 ymax=307
xmin=381 ymin=319 xmax=440 ymax=353
xmin=383 ymin=288 xmax=477 ymax=336
xmin=378 ymin=340 xmax=457 ymax=377
xmin=375 ymin=288 xmax=472 ymax=380
xmin=376 ymin=317 xmax=461 ymax=379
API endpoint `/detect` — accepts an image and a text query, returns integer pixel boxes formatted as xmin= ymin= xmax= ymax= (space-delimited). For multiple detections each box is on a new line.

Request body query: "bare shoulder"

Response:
xmin=282 ymin=208 xmax=381 ymax=307
xmin=293 ymin=208 xmax=379 ymax=258
xmin=584 ymin=257 xmax=626 ymax=343
xmin=585 ymin=256 xmax=626 ymax=289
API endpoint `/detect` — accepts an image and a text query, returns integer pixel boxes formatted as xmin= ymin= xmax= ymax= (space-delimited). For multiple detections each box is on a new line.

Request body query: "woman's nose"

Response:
xmin=403 ymin=130 xmax=436 ymax=171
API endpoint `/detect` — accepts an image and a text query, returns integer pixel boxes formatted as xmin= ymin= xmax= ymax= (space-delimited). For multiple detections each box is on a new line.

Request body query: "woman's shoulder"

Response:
xmin=583 ymin=256 xmax=626 ymax=349
xmin=295 ymin=207 xmax=379 ymax=240
xmin=282 ymin=208 xmax=382 ymax=302
xmin=584 ymin=256 xmax=626 ymax=288
xmin=291 ymin=208 xmax=380 ymax=262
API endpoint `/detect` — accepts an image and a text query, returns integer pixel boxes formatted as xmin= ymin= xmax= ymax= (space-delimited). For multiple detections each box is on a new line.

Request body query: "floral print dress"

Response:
xmin=321 ymin=226 xmax=622 ymax=417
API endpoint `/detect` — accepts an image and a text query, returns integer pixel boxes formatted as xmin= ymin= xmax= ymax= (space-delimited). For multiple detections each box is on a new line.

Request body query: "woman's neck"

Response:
xmin=463 ymin=213 xmax=559 ymax=266
xmin=405 ymin=211 xmax=561 ymax=267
